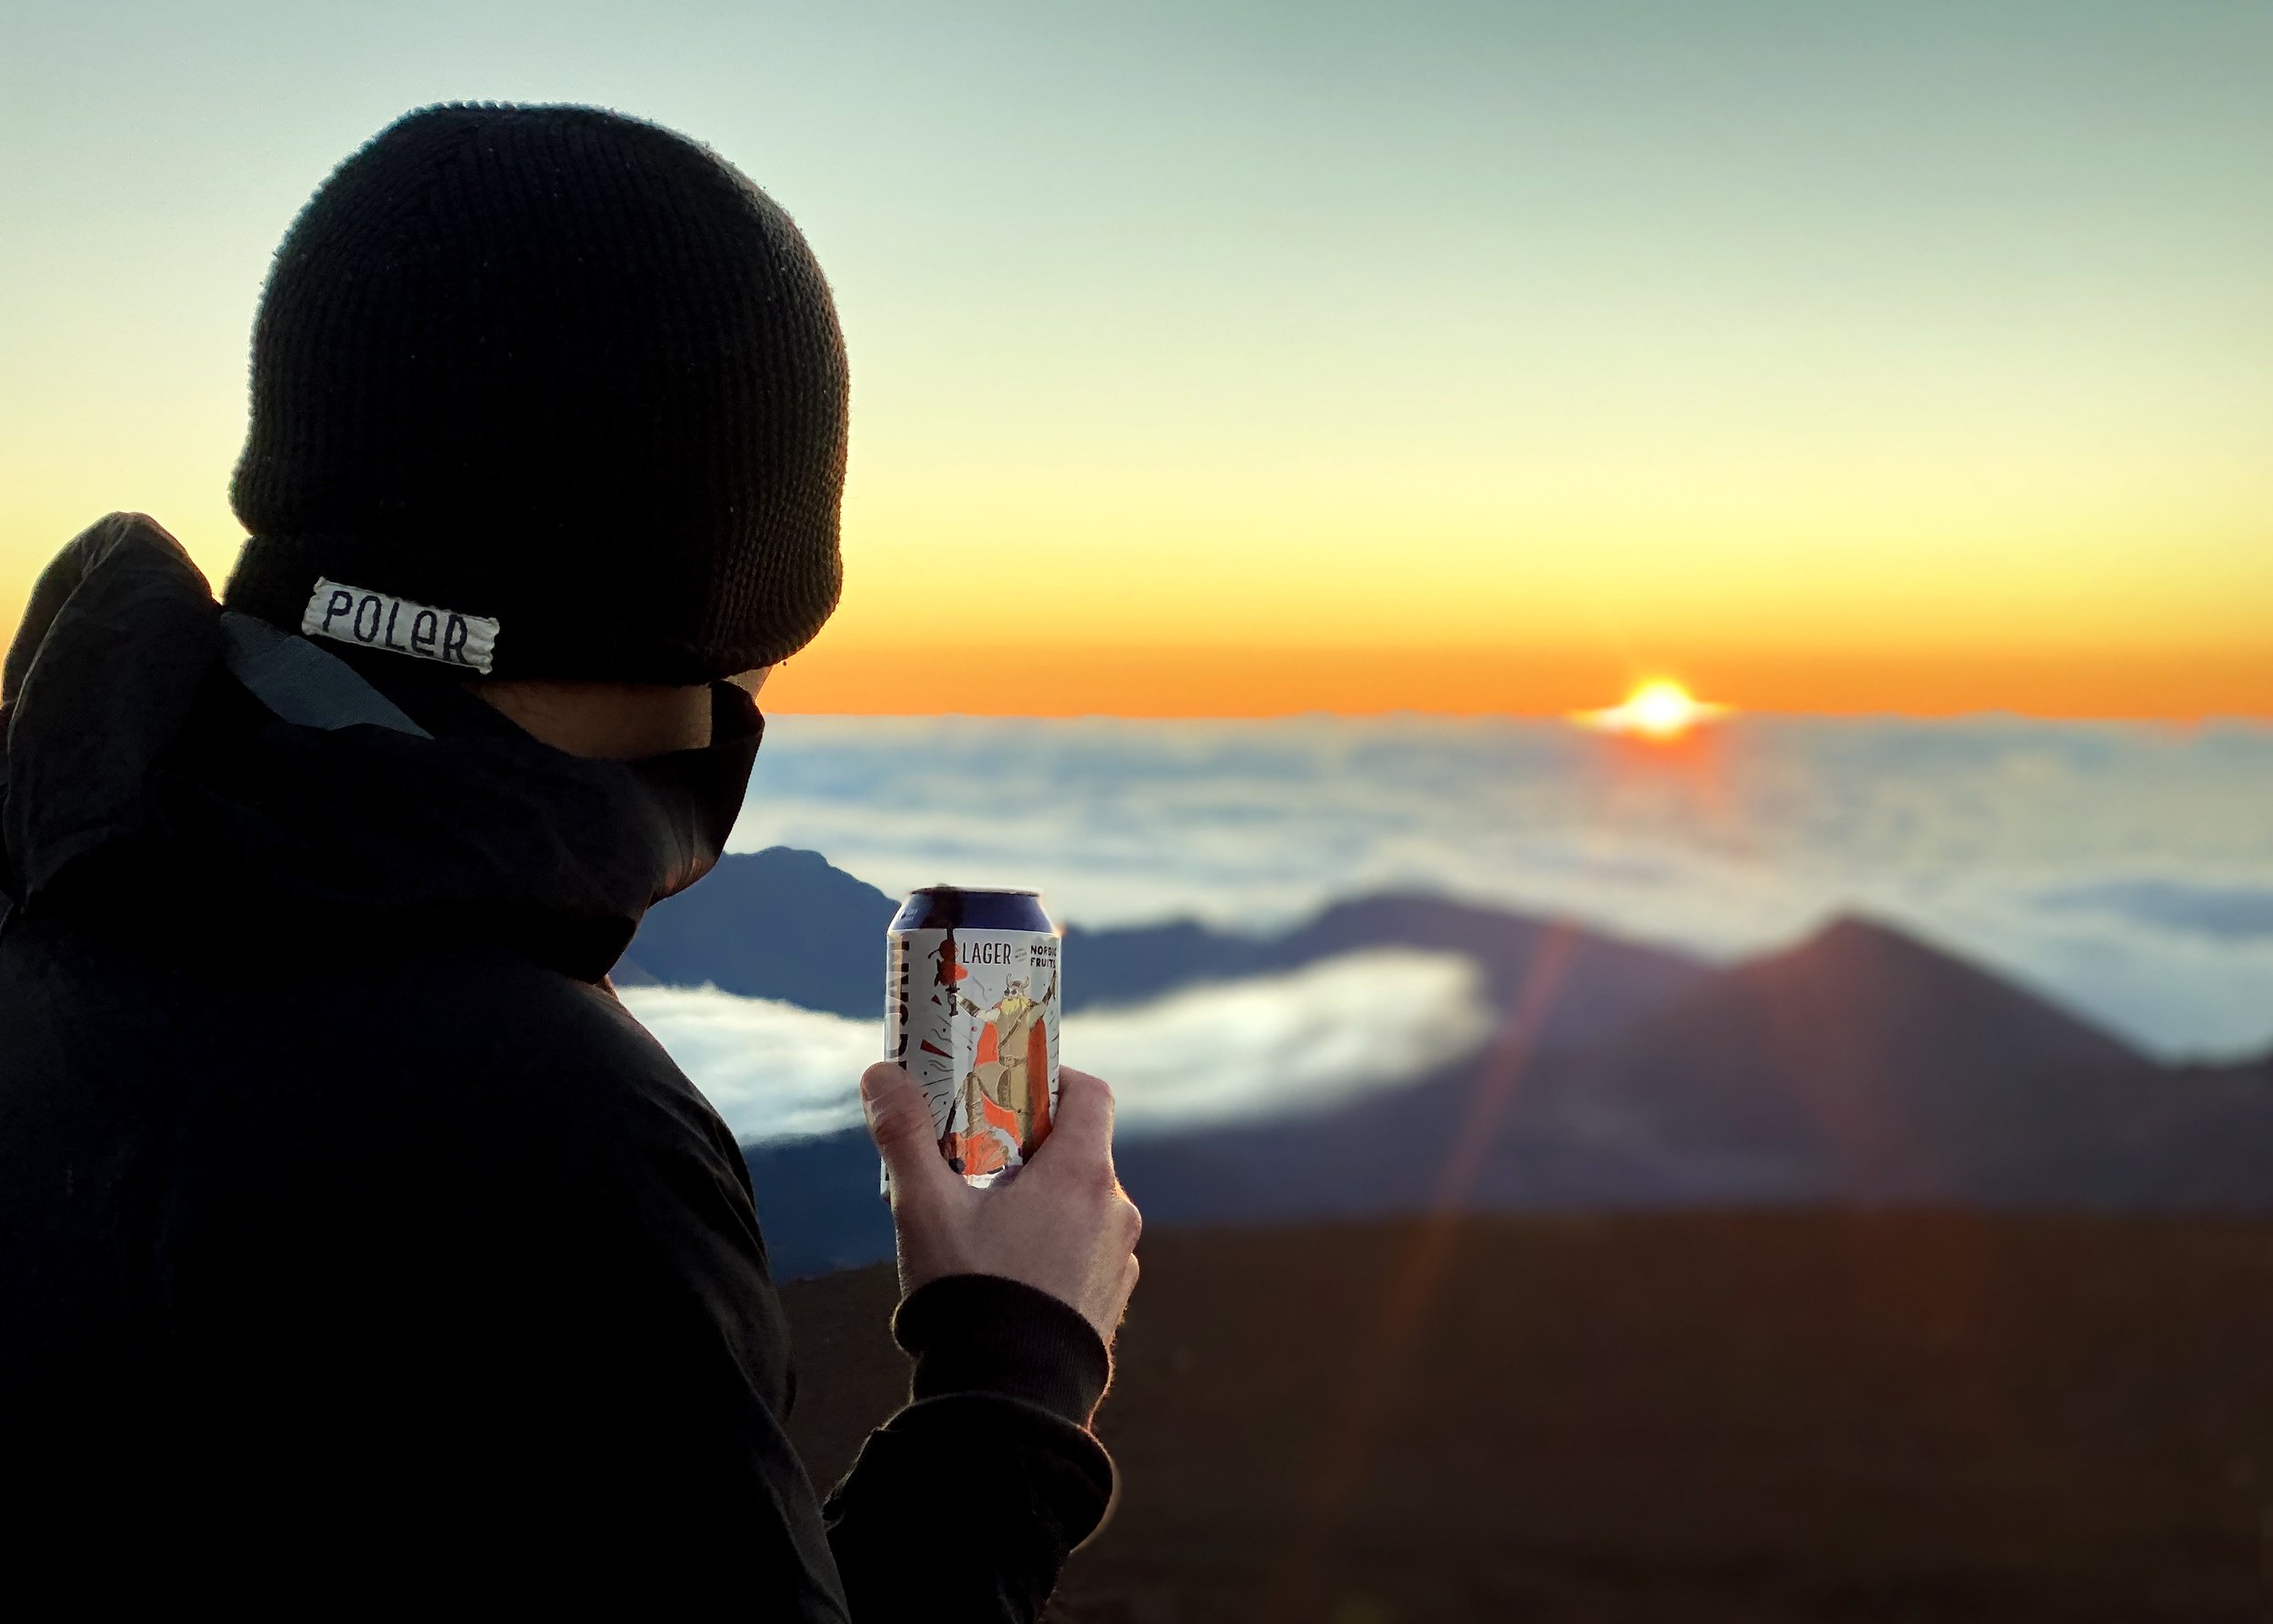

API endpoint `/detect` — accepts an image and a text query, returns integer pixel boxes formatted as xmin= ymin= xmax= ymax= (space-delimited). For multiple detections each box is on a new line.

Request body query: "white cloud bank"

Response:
xmin=620 ymin=948 xmax=1495 ymax=1147
xmin=1071 ymin=948 xmax=1495 ymax=1135
xmin=730 ymin=715 xmax=2273 ymax=1058
xmin=617 ymin=984 xmax=880 ymax=1144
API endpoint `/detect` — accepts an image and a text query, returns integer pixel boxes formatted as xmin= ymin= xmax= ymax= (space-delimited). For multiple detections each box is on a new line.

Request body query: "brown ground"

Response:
xmin=779 ymin=1213 xmax=2273 ymax=1623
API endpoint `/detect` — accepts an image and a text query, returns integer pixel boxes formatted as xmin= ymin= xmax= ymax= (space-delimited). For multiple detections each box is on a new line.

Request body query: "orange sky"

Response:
xmin=758 ymin=639 xmax=2273 ymax=719
xmin=5 ymin=4 xmax=2269 ymax=719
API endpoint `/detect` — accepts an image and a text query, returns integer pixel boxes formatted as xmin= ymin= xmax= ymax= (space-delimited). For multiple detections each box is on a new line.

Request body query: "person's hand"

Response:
xmin=860 ymin=1062 xmax=1142 ymax=1343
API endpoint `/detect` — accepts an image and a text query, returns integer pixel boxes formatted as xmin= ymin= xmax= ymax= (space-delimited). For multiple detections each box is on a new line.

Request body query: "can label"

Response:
xmin=887 ymin=927 xmax=1060 ymax=1185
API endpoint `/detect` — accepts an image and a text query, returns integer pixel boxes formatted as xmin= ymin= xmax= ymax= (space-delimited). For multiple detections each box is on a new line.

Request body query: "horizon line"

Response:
xmin=757 ymin=706 xmax=2273 ymax=727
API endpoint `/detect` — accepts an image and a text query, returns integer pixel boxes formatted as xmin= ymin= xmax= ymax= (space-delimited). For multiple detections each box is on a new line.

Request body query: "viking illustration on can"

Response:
xmin=950 ymin=972 xmax=1057 ymax=1177
xmin=884 ymin=887 xmax=1062 ymax=1188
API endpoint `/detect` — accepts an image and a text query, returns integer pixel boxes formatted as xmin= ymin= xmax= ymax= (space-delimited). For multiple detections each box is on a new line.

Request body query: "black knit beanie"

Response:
xmin=224 ymin=103 xmax=846 ymax=683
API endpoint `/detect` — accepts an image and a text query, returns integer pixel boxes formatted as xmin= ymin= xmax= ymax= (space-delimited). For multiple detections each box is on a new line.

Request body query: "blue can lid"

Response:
xmin=892 ymin=887 xmax=1054 ymax=933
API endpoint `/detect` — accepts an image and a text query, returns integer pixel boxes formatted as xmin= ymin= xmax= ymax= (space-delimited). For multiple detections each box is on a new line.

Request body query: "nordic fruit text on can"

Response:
xmin=885 ymin=886 xmax=1061 ymax=1188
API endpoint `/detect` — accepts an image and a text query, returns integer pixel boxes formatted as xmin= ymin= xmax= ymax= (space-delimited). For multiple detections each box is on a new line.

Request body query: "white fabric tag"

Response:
xmin=299 ymin=577 xmax=499 ymax=674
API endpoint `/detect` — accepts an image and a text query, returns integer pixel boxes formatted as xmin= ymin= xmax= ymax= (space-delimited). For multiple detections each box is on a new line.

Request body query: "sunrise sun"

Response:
xmin=1571 ymin=680 xmax=1732 ymax=741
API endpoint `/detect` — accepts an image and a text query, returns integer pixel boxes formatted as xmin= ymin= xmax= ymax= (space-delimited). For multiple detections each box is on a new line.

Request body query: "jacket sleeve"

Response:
xmin=446 ymin=1010 xmax=1116 ymax=1618
xmin=208 ymin=969 xmax=1113 ymax=1615
xmin=821 ymin=1274 xmax=1118 ymax=1623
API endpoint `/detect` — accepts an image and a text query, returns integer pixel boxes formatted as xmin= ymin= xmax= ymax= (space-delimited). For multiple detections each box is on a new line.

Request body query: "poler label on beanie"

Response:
xmin=302 ymin=577 xmax=499 ymax=674
xmin=224 ymin=103 xmax=847 ymax=685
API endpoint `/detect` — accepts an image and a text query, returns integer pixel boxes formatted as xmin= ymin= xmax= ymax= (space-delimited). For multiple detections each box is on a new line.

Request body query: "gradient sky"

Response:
xmin=4 ymin=1 xmax=2268 ymax=716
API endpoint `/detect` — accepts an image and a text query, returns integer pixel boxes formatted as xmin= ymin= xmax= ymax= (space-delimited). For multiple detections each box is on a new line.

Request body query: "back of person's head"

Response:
xmin=224 ymin=102 xmax=846 ymax=686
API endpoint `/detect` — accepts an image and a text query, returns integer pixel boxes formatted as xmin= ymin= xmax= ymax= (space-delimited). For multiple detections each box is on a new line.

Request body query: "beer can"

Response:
xmin=885 ymin=886 xmax=1061 ymax=1189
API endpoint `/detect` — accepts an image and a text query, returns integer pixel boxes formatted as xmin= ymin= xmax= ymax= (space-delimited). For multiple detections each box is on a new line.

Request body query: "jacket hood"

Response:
xmin=0 ymin=514 xmax=761 ymax=980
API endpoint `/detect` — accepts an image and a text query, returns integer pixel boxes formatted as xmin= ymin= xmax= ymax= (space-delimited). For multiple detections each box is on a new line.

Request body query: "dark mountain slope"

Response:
xmin=1067 ymin=892 xmax=1706 ymax=1049
xmin=628 ymin=850 xmax=1708 ymax=1050
xmin=619 ymin=847 xmax=899 ymax=1015
xmin=1108 ymin=915 xmax=2179 ymax=1227
xmin=2020 ymin=1054 xmax=2273 ymax=1208
xmin=1499 ymin=915 xmax=2158 ymax=1201
xmin=745 ymin=1129 xmax=895 ymax=1278
xmin=717 ymin=891 xmax=2273 ymax=1278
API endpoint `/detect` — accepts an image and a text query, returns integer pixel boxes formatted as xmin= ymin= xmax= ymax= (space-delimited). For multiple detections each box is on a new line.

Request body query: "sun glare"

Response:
xmin=1571 ymin=679 xmax=1731 ymax=741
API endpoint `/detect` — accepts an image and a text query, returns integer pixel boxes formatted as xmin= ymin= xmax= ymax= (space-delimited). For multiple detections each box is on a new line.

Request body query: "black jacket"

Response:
xmin=0 ymin=515 xmax=1114 ymax=1614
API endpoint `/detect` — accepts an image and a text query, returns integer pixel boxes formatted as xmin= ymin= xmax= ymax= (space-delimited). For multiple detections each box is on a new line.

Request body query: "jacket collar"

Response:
xmin=2 ymin=514 xmax=761 ymax=982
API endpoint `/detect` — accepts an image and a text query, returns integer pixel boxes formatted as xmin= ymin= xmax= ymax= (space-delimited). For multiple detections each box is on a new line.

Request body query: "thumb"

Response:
xmin=861 ymin=1062 xmax=956 ymax=1195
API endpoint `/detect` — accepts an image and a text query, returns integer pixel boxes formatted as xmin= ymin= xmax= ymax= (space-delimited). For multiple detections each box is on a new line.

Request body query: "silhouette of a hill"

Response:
xmin=619 ymin=847 xmax=898 ymax=1016
xmin=1543 ymin=916 xmax=2273 ymax=1207
xmin=626 ymin=848 xmax=1707 ymax=1044
xmin=1099 ymin=914 xmax=2204 ymax=1226
xmin=736 ymin=903 xmax=2273 ymax=1276
xmin=1493 ymin=913 xmax=2158 ymax=1201
xmin=745 ymin=1131 xmax=896 ymax=1277
xmin=781 ymin=1213 xmax=2273 ymax=1622
xmin=1066 ymin=892 xmax=1706 ymax=1048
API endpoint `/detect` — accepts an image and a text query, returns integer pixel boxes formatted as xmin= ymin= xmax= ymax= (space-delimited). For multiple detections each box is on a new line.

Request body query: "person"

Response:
xmin=0 ymin=104 xmax=1141 ymax=1616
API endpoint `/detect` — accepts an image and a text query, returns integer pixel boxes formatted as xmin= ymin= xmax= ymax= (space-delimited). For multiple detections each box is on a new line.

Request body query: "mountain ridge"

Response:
xmin=690 ymin=851 xmax=2273 ymax=1277
xmin=626 ymin=847 xmax=1713 ymax=1048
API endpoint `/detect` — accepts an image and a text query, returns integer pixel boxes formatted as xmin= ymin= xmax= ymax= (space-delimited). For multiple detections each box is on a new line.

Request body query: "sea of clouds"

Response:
xmin=726 ymin=715 xmax=2273 ymax=1061
xmin=623 ymin=948 xmax=1494 ymax=1146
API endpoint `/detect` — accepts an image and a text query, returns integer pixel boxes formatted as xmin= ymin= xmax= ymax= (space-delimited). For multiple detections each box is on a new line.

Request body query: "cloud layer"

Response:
xmin=2039 ymin=878 xmax=2273 ymax=942
xmin=730 ymin=716 xmax=2273 ymax=1058
xmin=622 ymin=948 xmax=1494 ymax=1146
xmin=617 ymin=984 xmax=880 ymax=1144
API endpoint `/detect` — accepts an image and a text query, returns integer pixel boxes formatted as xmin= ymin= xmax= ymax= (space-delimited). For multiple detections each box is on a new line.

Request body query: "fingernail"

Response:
xmin=859 ymin=1065 xmax=891 ymax=1124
